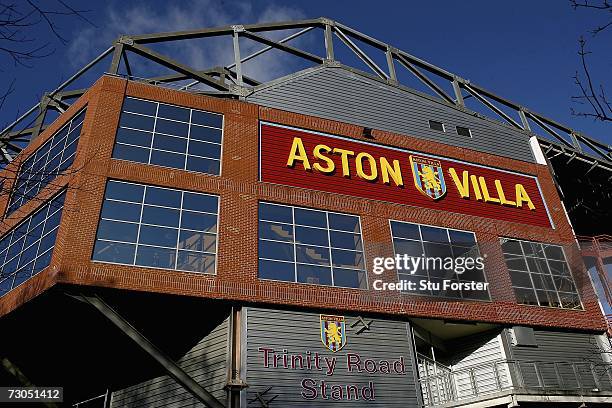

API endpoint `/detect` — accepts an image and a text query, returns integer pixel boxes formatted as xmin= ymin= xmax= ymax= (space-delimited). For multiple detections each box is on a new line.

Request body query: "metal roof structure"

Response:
xmin=0 ymin=17 xmax=609 ymax=233
xmin=1 ymin=17 xmax=610 ymax=166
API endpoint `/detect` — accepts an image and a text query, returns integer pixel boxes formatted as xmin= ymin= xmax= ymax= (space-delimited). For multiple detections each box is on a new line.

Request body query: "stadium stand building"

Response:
xmin=0 ymin=18 xmax=611 ymax=407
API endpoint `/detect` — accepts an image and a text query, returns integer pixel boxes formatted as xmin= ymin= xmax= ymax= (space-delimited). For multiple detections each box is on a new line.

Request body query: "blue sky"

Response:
xmin=1 ymin=0 xmax=610 ymax=144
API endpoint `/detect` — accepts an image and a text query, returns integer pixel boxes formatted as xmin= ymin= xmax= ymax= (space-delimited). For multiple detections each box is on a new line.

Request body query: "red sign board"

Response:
xmin=260 ymin=123 xmax=552 ymax=228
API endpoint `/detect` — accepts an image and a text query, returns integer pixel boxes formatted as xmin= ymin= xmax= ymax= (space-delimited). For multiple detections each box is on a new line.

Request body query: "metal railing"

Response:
xmin=419 ymin=359 xmax=612 ymax=407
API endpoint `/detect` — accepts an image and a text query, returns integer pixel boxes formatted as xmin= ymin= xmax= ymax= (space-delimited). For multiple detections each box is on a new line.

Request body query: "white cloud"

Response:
xmin=67 ymin=0 xmax=310 ymax=84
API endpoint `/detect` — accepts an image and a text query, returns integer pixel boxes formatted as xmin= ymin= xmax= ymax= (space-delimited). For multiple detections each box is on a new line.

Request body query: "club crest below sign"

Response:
xmin=410 ymin=155 xmax=447 ymax=200
xmin=320 ymin=314 xmax=347 ymax=352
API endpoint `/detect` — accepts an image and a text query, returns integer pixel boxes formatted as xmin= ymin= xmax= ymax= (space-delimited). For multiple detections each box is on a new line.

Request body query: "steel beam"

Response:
xmin=528 ymin=113 xmax=575 ymax=149
xmin=324 ymin=23 xmax=335 ymax=61
xmin=109 ymin=43 xmax=124 ymax=75
xmin=131 ymin=19 xmax=322 ymax=44
xmin=463 ymin=83 xmax=522 ymax=129
xmin=74 ymin=294 xmax=225 ymax=408
xmin=232 ymin=30 xmax=244 ymax=87
xmin=395 ymin=54 xmax=454 ymax=104
xmin=241 ymin=30 xmax=323 ymax=64
xmin=126 ymin=43 xmax=231 ymax=91
xmin=334 ymin=28 xmax=388 ymax=79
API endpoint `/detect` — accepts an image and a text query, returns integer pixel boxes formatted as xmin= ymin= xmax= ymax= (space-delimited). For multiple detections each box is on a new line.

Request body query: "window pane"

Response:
xmin=501 ymin=239 xmax=522 ymax=255
xmin=391 ymin=221 xmax=420 ymax=240
xmin=177 ymin=251 xmax=215 ymax=273
xmin=113 ymin=144 xmax=150 ymax=164
xmin=420 ymin=226 xmax=449 ymax=243
xmin=96 ymin=220 xmax=138 ymax=242
xmin=141 ymin=206 xmax=180 ymax=227
xmin=120 ymin=112 xmax=155 ymax=131
xmin=294 ymin=208 xmax=326 ymax=228
xmin=7 ymin=111 xmax=84 ymax=215
xmin=331 ymin=249 xmax=363 ymax=269
xmin=186 ymin=156 xmax=219 ymax=174
xmin=514 ymin=288 xmax=538 ymax=306
xmin=123 ymin=97 xmax=157 ymax=116
xmin=150 ymin=149 xmax=186 ymax=169
xmin=144 ymin=186 xmax=182 ymax=208
xmin=188 ymin=140 xmax=221 ymax=158
xmin=101 ymin=200 xmax=141 ymax=222
xmin=258 ymin=202 xmax=366 ymax=289
xmin=295 ymin=226 xmax=329 ymax=247
xmin=504 ymin=254 xmax=528 ymax=271
xmin=449 ymin=230 xmax=476 ymax=246
xmin=296 ymin=244 xmax=330 ymax=265
xmin=93 ymin=241 xmax=135 ymax=264
xmin=139 ymin=225 xmax=178 ymax=247
xmin=260 ymin=240 xmax=293 ymax=262
xmin=259 ymin=259 xmax=294 ymax=281
xmin=157 ymin=104 xmax=190 ymax=122
xmin=178 ymin=231 xmax=216 ymax=252
xmin=136 ymin=246 xmax=176 ymax=269
xmin=544 ymin=245 xmax=565 ymax=260
xmin=328 ymin=213 xmax=360 ymax=233
xmin=260 ymin=221 xmax=293 ymax=242
xmin=501 ymin=237 xmax=580 ymax=309
xmin=330 ymin=231 xmax=362 ymax=250
xmin=189 ymin=125 xmax=222 ymax=143
xmin=105 ymin=181 xmax=144 ymax=203
xmin=116 ymin=128 xmax=152 ymax=147
xmin=333 ymin=268 xmax=367 ymax=289
xmin=297 ymin=264 xmax=332 ymax=285
xmin=181 ymin=211 xmax=217 ymax=232
xmin=393 ymin=240 xmax=423 ymax=257
xmin=191 ymin=111 xmax=222 ymax=128
xmin=155 ymin=118 xmax=189 ymax=137
xmin=92 ymin=181 xmax=219 ymax=274
xmin=182 ymin=193 xmax=217 ymax=213
xmin=259 ymin=203 xmax=292 ymax=224
xmin=152 ymin=134 xmax=187 ymax=153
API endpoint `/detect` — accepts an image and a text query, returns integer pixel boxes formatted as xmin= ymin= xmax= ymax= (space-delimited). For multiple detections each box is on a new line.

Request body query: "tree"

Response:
xmin=570 ymin=0 xmax=611 ymax=122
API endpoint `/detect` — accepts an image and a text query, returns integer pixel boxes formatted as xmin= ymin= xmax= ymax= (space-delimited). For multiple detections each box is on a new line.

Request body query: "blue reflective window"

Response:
xmin=92 ymin=180 xmax=218 ymax=274
xmin=113 ymin=97 xmax=222 ymax=175
xmin=258 ymin=202 xmax=366 ymax=289
xmin=7 ymin=110 xmax=85 ymax=215
xmin=0 ymin=191 xmax=66 ymax=297
xmin=391 ymin=221 xmax=489 ymax=301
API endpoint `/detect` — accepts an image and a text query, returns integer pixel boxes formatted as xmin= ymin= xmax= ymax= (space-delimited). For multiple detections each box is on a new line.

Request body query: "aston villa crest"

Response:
xmin=409 ymin=155 xmax=447 ymax=200
xmin=320 ymin=314 xmax=347 ymax=352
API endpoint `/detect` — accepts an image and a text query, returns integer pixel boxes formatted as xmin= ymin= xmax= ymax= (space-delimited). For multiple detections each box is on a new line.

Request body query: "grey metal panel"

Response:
xmin=244 ymin=307 xmax=420 ymax=407
xmin=448 ymin=331 xmax=510 ymax=397
xmin=110 ymin=317 xmax=229 ymax=408
xmin=505 ymin=328 xmax=612 ymax=391
xmin=247 ymin=67 xmax=535 ymax=163
xmin=507 ymin=328 xmax=605 ymax=363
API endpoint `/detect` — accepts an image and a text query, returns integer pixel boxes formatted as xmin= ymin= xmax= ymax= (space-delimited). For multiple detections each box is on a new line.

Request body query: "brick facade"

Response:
xmin=0 ymin=75 xmax=605 ymax=332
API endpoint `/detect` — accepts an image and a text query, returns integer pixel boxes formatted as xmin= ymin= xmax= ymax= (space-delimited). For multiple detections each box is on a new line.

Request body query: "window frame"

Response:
xmin=258 ymin=201 xmax=368 ymax=290
xmin=6 ymin=108 xmax=86 ymax=216
xmin=428 ymin=120 xmax=445 ymax=132
xmin=501 ymin=236 xmax=583 ymax=310
xmin=456 ymin=126 xmax=473 ymax=138
xmin=112 ymin=96 xmax=224 ymax=176
xmin=0 ymin=190 xmax=66 ymax=296
xmin=91 ymin=179 xmax=220 ymax=275
xmin=388 ymin=219 xmax=491 ymax=301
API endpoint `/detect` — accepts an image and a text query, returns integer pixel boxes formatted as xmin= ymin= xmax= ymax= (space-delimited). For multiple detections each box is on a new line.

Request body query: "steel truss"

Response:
xmin=0 ymin=17 xmax=610 ymax=173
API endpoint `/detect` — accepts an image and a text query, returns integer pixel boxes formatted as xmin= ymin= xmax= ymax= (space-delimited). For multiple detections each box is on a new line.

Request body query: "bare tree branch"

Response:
xmin=570 ymin=2 xmax=611 ymax=122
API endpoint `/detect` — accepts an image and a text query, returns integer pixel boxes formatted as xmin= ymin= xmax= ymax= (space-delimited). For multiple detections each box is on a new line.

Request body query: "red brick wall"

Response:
xmin=0 ymin=75 xmax=605 ymax=332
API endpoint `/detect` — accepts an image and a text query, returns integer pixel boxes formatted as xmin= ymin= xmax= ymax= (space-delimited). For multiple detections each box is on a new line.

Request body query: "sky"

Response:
xmin=1 ymin=0 xmax=610 ymax=145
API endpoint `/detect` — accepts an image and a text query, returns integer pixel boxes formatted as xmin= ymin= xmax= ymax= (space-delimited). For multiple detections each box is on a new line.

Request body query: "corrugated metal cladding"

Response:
xmin=110 ymin=317 xmax=229 ymax=408
xmin=504 ymin=328 xmax=612 ymax=391
xmin=247 ymin=66 xmax=536 ymax=163
xmin=244 ymin=307 xmax=420 ymax=407
xmin=448 ymin=331 xmax=511 ymax=398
